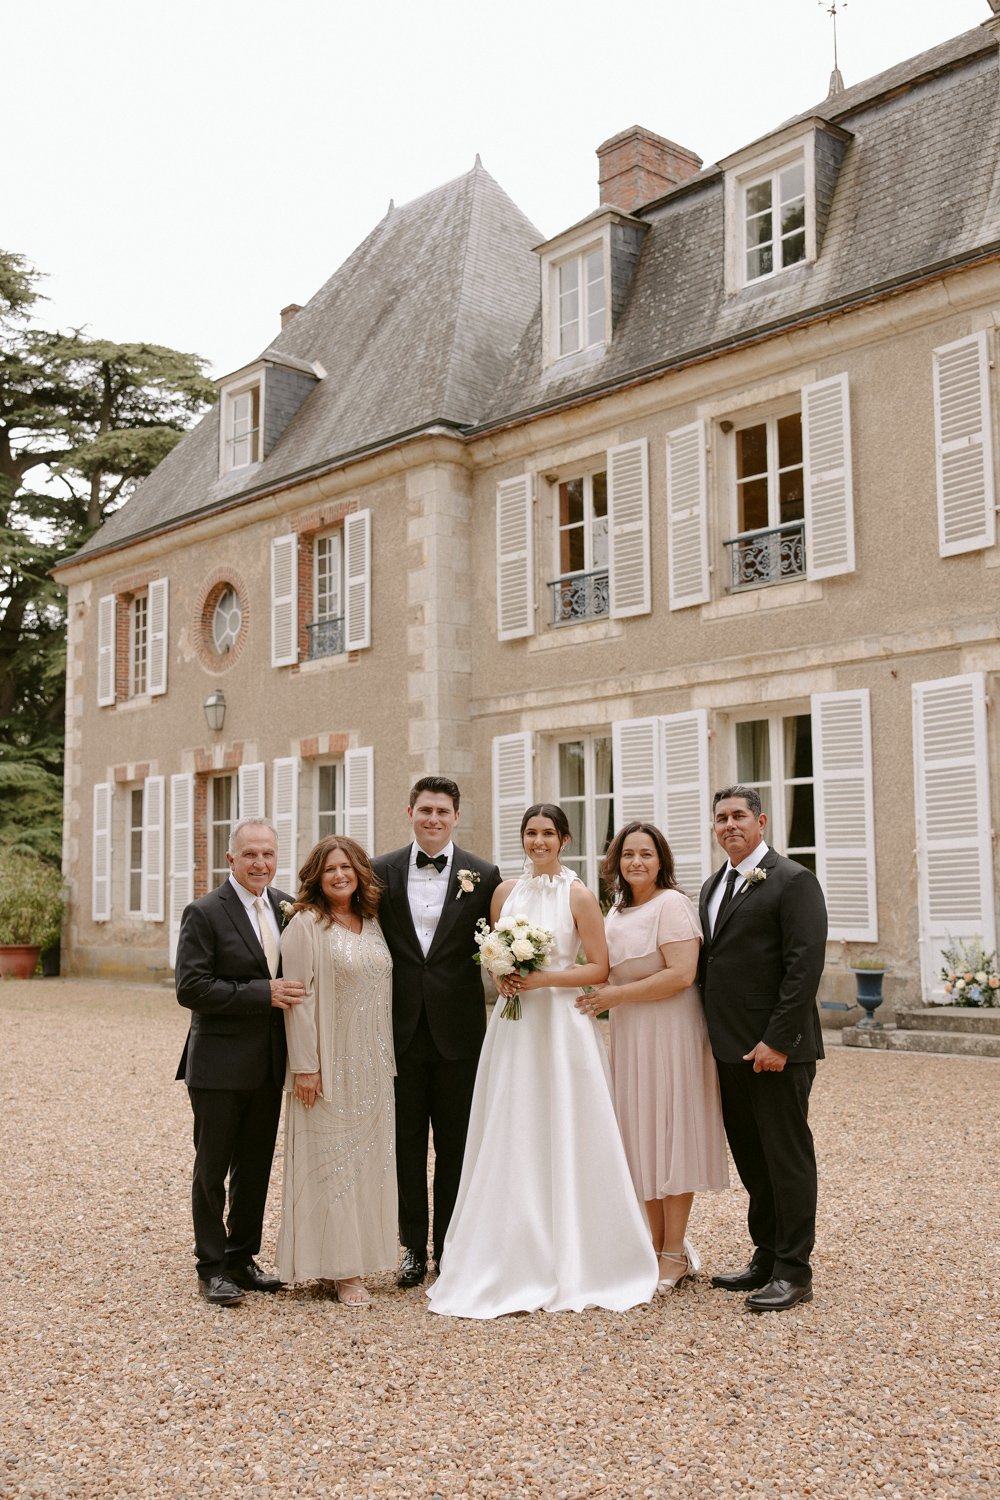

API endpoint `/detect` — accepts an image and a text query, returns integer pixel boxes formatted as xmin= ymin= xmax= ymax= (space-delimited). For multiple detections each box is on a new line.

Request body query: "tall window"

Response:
xmin=557 ymin=248 xmax=606 ymax=357
xmin=744 ymin=159 xmax=806 ymax=281
xmin=224 ymin=385 xmax=261 ymax=471
xmin=210 ymin=776 xmax=236 ymax=888
xmin=310 ymin=533 xmax=345 ymax=658
xmin=316 ymin=762 xmax=344 ymax=840
xmin=734 ymin=714 xmax=815 ymax=871
xmin=129 ymin=594 xmax=148 ymax=696
xmin=551 ymin=470 xmax=609 ymax=624
xmin=729 ymin=412 xmax=804 ymax=589
xmin=127 ymin=787 xmax=144 ymax=914
xmin=557 ymin=736 xmax=614 ymax=895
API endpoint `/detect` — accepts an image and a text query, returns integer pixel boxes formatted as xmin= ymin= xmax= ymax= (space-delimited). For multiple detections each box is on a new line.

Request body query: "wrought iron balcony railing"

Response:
xmin=723 ymin=521 xmax=805 ymax=591
xmin=547 ymin=569 xmax=610 ymax=625
xmin=306 ymin=616 xmax=345 ymax=659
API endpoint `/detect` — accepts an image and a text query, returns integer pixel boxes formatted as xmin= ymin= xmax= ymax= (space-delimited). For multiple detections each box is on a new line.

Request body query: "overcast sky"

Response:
xmin=6 ymin=0 xmax=990 ymax=379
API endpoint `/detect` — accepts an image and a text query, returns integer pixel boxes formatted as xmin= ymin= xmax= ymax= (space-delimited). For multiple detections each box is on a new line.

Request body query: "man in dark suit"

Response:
xmin=373 ymin=776 xmax=501 ymax=1287
xmin=175 ymin=818 xmax=305 ymax=1305
xmin=699 ymin=784 xmax=828 ymax=1311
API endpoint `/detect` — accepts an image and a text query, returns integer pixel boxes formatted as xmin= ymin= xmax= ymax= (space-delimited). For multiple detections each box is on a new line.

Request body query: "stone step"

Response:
xmin=895 ymin=1006 xmax=1000 ymax=1035
xmin=842 ymin=1024 xmax=1000 ymax=1058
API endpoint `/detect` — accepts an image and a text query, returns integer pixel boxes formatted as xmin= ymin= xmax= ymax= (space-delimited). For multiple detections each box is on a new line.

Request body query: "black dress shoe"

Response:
xmin=746 ymin=1278 xmax=814 ymax=1312
xmin=227 ymin=1258 xmax=283 ymax=1293
xmin=199 ymin=1274 xmax=245 ymax=1306
xmin=711 ymin=1255 xmax=774 ymax=1292
xmin=397 ymin=1248 xmax=427 ymax=1288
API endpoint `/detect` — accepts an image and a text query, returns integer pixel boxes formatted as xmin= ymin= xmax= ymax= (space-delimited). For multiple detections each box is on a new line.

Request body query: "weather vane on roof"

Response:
xmin=819 ymin=1 xmax=847 ymax=98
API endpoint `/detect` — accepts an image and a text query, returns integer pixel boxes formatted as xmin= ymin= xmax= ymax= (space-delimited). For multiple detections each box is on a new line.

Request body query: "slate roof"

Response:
xmin=477 ymin=25 xmax=999 ymax=429
xmin=74 ymin=162 xmax=541 ymax=560
xmin=71 ymin=24 xmax=999 ymax=563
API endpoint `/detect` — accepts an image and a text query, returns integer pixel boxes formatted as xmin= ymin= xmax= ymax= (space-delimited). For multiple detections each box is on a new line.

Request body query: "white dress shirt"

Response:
xmin=407 ymin=841 xmax=454 ymax=957
xmin=707 ymin=841 xmax=769 ymax=934
xmin=228 ymin=873 xmax=281 ymax=952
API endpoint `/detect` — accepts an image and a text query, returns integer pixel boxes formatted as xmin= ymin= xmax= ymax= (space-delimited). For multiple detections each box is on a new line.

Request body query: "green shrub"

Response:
xmin=0 ymin=850 xmax=64 ymax=948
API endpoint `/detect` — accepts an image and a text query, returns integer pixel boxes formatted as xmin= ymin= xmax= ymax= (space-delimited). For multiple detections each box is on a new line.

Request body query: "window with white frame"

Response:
xmin=557 ymin=735 xmax=614 ymax=895
xmin=310 ymin=532 xmax=345 ymax=659
xmin=727 ymin=410 xmax=804 ymax=590
xmin=221 ymin=383 xmax=261 ymax=472
xmin=743 ymin=157 xmax=806 ymax=282
xmin=127 ymin=787 xmax=144 ymax=914
xmin=551 ymin=470 xmax=609 ymax=624
xmin=315 ymin=761 xmax=344 ymax=840
xmin=556 ymin=246 xmax=606 ymax=358
xmin=210 ymin=775 xmax=236 ymax=888
xmin=129 ymin=594 xmax=148 ymax=696
xmin=734 ymin=712 xmax=815 ymax=872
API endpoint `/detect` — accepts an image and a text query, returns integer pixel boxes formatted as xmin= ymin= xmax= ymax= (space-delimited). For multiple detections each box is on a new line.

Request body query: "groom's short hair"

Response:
xmin=409 ymin=775 xmax=461 ymax=811
xmin=712 ymin=784 xmax=763 ymax=817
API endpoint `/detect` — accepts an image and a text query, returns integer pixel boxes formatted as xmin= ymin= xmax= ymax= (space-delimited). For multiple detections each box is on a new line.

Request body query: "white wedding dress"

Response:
xmin=427 ymin=869 xmax=658 ymax=1318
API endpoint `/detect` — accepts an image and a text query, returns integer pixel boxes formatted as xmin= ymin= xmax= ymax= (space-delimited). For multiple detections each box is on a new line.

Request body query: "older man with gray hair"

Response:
xmin=175 ymin=819 xmax=304 ymax=1305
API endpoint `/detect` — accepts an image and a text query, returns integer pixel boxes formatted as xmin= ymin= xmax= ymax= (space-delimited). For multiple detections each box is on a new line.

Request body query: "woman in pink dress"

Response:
xmin=576 ymin=821 xmax=728 ymax=1294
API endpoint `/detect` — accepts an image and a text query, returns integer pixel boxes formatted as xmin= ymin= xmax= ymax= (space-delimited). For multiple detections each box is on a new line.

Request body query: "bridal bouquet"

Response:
xmin=474 ymin=915 xmax=555 ymax=1020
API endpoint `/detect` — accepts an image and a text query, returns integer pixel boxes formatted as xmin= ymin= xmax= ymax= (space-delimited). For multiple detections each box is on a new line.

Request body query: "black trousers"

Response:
xmin=393 ymin=1010 xmax=479 ymax=1263
xmin=187 ymin=1079 xmax=282 ymax=1278
xmin=716 ymin=1060 xmax=817 ymax=1283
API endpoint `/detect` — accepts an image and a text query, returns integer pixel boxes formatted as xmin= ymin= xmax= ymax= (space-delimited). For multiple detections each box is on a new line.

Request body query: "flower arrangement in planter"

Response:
xmin=937 ymin=939 xmax=1000 ymax=1007
xmin=0 ymin=850 xmax=64 ymax=977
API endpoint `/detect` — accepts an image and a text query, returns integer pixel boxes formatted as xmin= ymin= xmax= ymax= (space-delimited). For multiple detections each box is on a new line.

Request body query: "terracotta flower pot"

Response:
xmin=0 ymin=944 xmax=42 ymax=979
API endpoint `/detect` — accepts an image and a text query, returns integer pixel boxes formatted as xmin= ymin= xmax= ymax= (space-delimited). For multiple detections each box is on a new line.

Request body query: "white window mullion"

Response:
xmin=141 ymin=774 xmax=165 ymax=922
xmin=491 ymin=732 xmax=534 ymax=877
xmin=496 ymin=475 xmax=535 ymax=639
xmin=612 ymin=718 xmax=661 ymax=830
xmin=344 ymin=509 xmax=372 ymax=651
xmin=659 ymin=709 xmax=711 ymax=899
xmin=147 ymin=578 xmax=169 ymax=698
xmin=933 ymin=332 xmax=996 ymax=556
xmin=344 ymin=746 xmax=374 ymax=851
xmin=97 ymin=595 xmax=116 ymax=706
xmin=92 ymin=782 xmax=113 ymax=922
xmin=238 ymin=762 xmax=266 ymax=822
xmin=270 ymin=533 xmax=299 ymax=667
xmin=272 ymin=757 xmax=300 ymax=895
xmin=812 ymin=690 xmax=876 ymax=941
xmin=912 ymin=673 xmax=995 ymax=998
xmin=803 ymin=373 xmax=854 ymax=580
xmin=607 ymin=439 xmax=650 ymax=618
xmin=666 ymin=421 xmax=710 ymax=609
xmin=169 ymin=773 xmax=194 ymax=967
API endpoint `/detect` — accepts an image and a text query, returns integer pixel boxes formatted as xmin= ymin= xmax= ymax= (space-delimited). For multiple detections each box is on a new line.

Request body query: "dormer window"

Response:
xmin=744 ymin=159 xmax=806 ymax=282
xmin=557 ymin=247 xmax=607 ymax=357
xmin=216 ymin=353 xmax=320 ymax=478
xmin=221 ymin=380 xmax=262 ymax=473
xmin=537 ymin=208 xmax=645 ymax=370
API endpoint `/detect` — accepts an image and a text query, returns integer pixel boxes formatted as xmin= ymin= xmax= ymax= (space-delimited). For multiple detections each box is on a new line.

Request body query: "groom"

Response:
xmin=699 ymin=785 xmax=827 ymax=1312
xmin=374 ymin=776 xmax=501 ymax=1287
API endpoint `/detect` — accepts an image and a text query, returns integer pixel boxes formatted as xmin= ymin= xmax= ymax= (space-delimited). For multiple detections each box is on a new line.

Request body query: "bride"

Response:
xmin=427 ymin=804 xmax=658 ymax=1318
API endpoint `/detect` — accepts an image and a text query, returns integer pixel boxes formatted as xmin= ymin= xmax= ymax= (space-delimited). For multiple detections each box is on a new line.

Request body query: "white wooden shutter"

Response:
xmin=495 ymin=475 xmax=535 ymax=639
xmin=666 ymin=421 xmax=710 ymax=609
xmin=141 ymin=774 xmax=165 ymax=921
xmin=660 ymin=709 xmax=711 ymax=899
xmin=147 ymin=578 xmax=169 ymax=698
xmin=812 ymin=690 xmax=876 ymax=941
xmin=607 ymin=439 xmax=650 ymax=618
xmin=803 ymin=373 xmax=855 ymax=580
xmin=97 ymin=594 xmax=116 ymax=706
xmin=612 ymin=718 xmax=660 ymax=828
xmin=344 ymin=509 xmax=372 ymax=651
xmin=932 ymin=332 xmax=996 ymax=556
xmin=238 ymin=762 xmax=266 ymax=821
xmin=491 ymin=731 xmax=534 ymax=877
xmin=168 ymin=772 xmax=194 ymax=967
xmin=344 ymin=746 xmax=374 ymax=851
xmin=272 ymin=757 xmax=299 ymax=894
xmin=912 ymin=673 xmax=996 ymax=997
xmin=92 ymin=781 xmax=112 ymax=922
xmin=271 ymin=533 xmax=299 ymax=667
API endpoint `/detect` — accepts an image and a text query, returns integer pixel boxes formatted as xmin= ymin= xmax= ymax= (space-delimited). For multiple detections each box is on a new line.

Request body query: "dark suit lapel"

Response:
xmin=217 ymin=882 xmax=269 ymax=972
xmin=701 ymin=866 xmax=725 ymax=943
xmin=426 ymin=846 xmax=467 ymax=958
xmin=386 ymin=848 xmax=424 ymax=960
xmin=713 ymin=849 xmax=779 ymax=937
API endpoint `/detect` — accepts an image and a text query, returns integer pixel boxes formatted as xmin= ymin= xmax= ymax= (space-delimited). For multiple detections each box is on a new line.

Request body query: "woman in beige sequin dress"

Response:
xmin=577 ymin=822 xmax=728 ymax=1295
xmin=277 ymin=836 xmax=396 ymax=1305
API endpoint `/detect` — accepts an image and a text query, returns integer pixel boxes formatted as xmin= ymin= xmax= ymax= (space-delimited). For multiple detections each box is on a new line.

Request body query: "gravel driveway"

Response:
xmin=2 ymin=979 xmax=997 ymax=1499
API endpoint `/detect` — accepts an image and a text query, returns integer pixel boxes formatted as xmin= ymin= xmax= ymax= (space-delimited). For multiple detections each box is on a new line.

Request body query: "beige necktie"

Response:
xmin=254 ymin=896 xmax=279 ymax=977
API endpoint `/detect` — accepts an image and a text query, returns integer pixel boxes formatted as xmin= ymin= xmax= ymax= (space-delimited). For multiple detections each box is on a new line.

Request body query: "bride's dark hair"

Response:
xmin=519 ymin=803 xmax=572 ymax=845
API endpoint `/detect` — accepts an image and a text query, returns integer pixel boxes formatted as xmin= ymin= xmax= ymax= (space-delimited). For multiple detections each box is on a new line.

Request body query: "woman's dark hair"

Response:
xmin=519 ymin=803 xmax=572 ymax=845
xmin=293 ymin=835 xmax=383 ymax=923
xmin=600 ymin=821 xmax=677 ymax=909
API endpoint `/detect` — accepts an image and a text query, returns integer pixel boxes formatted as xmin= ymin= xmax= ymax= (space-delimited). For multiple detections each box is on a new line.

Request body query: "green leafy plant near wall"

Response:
xmin=0 ymin=850 xmax=64 ymax=949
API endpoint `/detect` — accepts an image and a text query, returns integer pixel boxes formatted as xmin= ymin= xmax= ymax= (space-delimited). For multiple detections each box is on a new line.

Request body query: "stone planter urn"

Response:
xmin=851 ymin=967 xmax=888 ymax=1027
xmin=0 ymin=944 xmax=42 ymax=979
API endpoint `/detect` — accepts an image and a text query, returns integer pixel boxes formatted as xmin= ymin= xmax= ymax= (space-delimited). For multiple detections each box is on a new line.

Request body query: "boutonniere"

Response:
xmin=744 ymin=868 xmax=767 ymax=889
xmin=279 ymin=900 xmax=295 ymax=928
xmin=456 ymin=869 xmax=480 ymax=900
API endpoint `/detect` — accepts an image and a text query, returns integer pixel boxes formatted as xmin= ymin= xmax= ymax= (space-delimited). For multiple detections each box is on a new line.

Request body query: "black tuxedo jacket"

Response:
xmin=698 ymin=848 xmax=827 ymax=1065
xmin=373 ymin=844 xmax=501 ymax=1061
xmin=174 ymin=881 xmax=290 ymax=1091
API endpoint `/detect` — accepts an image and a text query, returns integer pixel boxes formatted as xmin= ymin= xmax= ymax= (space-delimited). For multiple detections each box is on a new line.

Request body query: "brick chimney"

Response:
xmin=280 ymin=303 xmax=303 ymax=330
xmin=597 ymin=126 xmax=702 ymax=213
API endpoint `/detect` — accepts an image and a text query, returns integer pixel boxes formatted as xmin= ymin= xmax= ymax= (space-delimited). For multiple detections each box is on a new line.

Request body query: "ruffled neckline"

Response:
xmin=518 ymin=868 xmax=576 ymax=889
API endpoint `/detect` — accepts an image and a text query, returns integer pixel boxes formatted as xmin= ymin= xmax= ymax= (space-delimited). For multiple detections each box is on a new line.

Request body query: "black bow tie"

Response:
xmin=416 ymin=850 xmax=447 ymax=873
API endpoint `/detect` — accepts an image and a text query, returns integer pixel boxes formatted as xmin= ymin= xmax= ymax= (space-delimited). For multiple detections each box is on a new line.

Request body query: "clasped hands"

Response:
xmin=270 ymin=978 xmax=305 ymax=1010
xmin=575 ymin=985 xmax=612 ymax=1019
